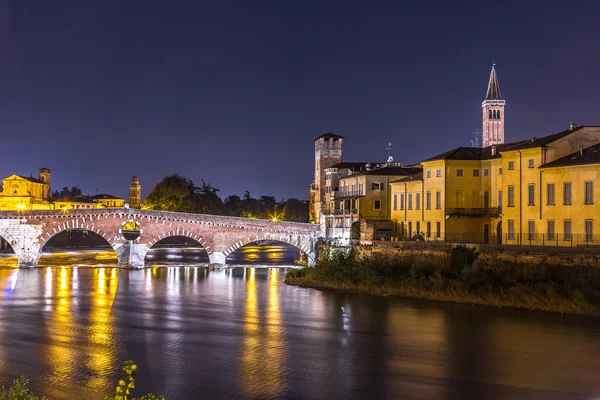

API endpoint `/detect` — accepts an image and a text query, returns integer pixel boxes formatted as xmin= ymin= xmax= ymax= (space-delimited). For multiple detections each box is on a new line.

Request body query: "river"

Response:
xmin=0 ymin=246 xmax=599 ymax=399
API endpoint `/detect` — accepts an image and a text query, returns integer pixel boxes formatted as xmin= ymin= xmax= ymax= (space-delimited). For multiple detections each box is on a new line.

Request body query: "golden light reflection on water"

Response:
xmin=240 ymin=268 xmax=284 ymax=398
xmin=42 ymin=267 xmax=118 ymax=394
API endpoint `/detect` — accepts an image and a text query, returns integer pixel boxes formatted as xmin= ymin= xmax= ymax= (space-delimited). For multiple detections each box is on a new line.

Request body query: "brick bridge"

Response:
xmin=0 ymin=208 xmax=320 ymax=268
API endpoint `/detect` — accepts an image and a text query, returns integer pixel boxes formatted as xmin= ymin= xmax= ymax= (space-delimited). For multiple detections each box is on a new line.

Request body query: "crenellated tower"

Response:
xmin=309 ymin=133 xmax=343 ymax=223
xmin=481 ymin=64 xmax=505 ymax=147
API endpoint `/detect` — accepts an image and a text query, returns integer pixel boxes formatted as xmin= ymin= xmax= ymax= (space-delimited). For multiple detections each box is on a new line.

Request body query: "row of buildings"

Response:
xmin=310 ymin=65 xmax=600 ymax=246
xmin=0 ymin=169 xmax=143 ymax=211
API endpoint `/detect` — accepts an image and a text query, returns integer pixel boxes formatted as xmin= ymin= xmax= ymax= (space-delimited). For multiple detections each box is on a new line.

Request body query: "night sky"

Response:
xmin=1 ymin=1 xmax=599 ymax=201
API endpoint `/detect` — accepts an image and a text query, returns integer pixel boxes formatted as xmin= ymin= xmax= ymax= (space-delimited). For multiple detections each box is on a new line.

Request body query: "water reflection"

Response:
xmin=0 ymin=259 xmax=598 ymax=399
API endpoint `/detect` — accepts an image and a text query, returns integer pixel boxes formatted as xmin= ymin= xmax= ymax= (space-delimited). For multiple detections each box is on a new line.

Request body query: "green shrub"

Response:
xmin=350 ymin=221 xmax=360 ymax=240
xmin=410 ymin=260 xmax=437 ymax=280
xmin=0 ymin=377 xmax=47 ymax=400
xmin=449 ymin=245 xmax=479 ymax=276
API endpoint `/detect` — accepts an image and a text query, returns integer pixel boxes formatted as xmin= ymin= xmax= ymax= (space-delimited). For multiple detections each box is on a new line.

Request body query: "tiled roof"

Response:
xmin=390 ymin=171 xmax=424 ymax=183
xmin=91 ymin=194 xmax=123 ymax=200
xmin=350 ymin=166 xmax=422 ymax=178
xmin=540 ymin=143 xmax=600 ymax=168
xmin=16 ymin=175 xmax=44 ymax=184
xmin=423 ymin=126 xmax=599 ymax=162
xmin=314 ymin=132 xmax=345 ymax=141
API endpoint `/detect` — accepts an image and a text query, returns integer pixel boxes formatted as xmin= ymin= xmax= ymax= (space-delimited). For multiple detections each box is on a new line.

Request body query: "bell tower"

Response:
xmin=129 ymin=175 xmax=142 ymax=209
xmin=38 ymin=168 xmax=51 ymax=200
xmin=482 ymin=63 xmax=505 ymax=147
xmin=309 ymin=133 xmax=343 ymax=223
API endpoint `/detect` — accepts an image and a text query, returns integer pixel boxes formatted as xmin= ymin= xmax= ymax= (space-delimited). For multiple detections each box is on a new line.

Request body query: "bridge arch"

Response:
xmin=222 ymin=234 xmax=315 ymax=264
xmin=146 ymin=230 xmax=212 ymax=255
xmin=39 ymin=224 xmax=118 ymax=251
xmin=0 ymin=228 xmax=18 ymax=253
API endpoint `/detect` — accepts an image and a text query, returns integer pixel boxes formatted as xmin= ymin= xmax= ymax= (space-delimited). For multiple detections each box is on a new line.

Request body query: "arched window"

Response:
xmin=497 ymin=110 xmax=501 ymax=119
xmin=489 ymin=110 xmax=493 ymax=119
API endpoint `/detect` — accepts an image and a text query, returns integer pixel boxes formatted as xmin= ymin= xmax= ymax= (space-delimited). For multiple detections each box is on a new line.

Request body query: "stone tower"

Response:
xmin=129 ymin=175 xmax=142 ymax=209
xmin=38 ymin=168 xmax=51 ymax=200
xmin=309 ymin=133 xmax=343 ymax=223
xmin=481 ymin=64 xmax=505 ymax=148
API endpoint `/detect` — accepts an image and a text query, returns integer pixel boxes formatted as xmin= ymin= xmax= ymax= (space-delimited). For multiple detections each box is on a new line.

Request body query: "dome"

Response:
xmin=131 ymin=174 xmax=139 ymax=184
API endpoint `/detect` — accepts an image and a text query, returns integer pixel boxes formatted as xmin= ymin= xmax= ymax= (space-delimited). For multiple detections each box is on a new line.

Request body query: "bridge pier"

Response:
xmin=114 ymin=242 xmax=149 ymax=269
xmin=208 ymin=251 xmax=226 ymax=268
xmin=17 ymin=251 xmax=40 ymax=268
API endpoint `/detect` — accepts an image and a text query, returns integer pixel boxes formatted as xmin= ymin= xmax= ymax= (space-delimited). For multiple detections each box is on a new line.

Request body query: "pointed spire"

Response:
xmin=485 ymin=63 xmax=502 ymax=100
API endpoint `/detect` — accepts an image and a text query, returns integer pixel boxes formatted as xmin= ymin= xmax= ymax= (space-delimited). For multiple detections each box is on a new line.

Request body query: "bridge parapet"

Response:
xmin=0 ymin=209 xmax=320 ymax=268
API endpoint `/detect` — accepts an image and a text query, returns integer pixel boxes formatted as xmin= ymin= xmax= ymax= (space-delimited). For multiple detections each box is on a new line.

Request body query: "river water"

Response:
xmin=0 ymin=246 xmax=599 ymax=399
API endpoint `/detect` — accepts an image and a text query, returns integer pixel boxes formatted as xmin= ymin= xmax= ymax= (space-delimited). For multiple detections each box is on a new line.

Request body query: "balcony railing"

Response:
xmin=445 ymin=207 xmax=500 ymax=217
xmin=336 ymin=190 xmax=365 ymax=199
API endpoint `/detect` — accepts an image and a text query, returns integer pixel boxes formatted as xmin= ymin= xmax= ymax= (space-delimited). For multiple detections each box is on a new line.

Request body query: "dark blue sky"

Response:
xmin=1 ymin=0 xmax=599 ymax=200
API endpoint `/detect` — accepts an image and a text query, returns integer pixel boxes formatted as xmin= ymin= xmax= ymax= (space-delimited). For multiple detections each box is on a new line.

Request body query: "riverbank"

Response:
xmin=285 ymin=246 xmax=600 ymax=317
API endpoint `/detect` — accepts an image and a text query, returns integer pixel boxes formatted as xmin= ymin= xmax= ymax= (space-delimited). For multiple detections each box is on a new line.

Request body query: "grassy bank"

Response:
xmin=285 ymin=246 xmax=600 ymax=317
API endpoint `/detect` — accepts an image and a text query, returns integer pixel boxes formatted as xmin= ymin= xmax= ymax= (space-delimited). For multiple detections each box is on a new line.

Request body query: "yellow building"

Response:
xmin=54 ymin=196 xmax=104 ymax=210
xmin=390 ymin=125 xmax=600 ymax=246
xmin=0 ymin=168 xmax=53 ymax=210
xmin=91 ymin=194 xmax=126 ymax=208
xmin=323 ymin=162 xmax=421 ymax=241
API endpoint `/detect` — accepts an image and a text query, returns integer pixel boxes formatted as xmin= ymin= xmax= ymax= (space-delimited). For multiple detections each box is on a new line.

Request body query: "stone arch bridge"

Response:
xmin=0 ymin=209 xmax=320 ymax=268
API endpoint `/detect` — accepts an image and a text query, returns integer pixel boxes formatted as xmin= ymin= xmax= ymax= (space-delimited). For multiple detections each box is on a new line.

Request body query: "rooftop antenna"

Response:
xmin=386 ymin=142 xmax=393 ymax=162
xmin=471 ymin=129 xmax=481 ymax=148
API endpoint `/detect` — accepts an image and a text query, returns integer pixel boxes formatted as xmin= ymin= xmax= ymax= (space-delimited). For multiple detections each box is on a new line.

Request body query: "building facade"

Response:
xmin=309 ymin=133 xmax=344 ymax=223
xmin=0 ymin=168 xmax=52 ymax=210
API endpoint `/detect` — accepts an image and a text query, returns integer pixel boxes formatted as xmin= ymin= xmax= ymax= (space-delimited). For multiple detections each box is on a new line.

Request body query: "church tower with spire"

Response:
xmin=481 ymin=64 xmax=505 ymax=147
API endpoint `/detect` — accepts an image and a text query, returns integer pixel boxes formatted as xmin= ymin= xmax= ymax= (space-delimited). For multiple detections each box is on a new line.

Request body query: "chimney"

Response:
xmin=569 ymin=122 xmax=576 ymax=131
xmin=491 ymin=145 xmax=497 ymax=156
xmin=580 ymin=149 xmax=583 ymax=155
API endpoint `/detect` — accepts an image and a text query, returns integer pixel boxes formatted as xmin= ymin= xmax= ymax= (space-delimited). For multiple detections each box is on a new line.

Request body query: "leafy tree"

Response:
xmin=224 ymin=195 xmax=243 ymax=216
xmin=144 ymin=174 xmax=198 ymax=213
xmin=283 ymin=198 xmax=309 ymax=222
xmin=52 ymin=186 xmax=83 ymax=200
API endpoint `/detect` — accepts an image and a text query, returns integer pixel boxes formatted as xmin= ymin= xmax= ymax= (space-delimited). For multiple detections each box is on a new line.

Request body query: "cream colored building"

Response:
xmin=0 ymin=168 xmax=52 ymax=210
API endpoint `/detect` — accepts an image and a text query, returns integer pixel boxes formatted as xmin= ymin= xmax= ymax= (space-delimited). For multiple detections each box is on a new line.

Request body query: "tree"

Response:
xmin=224 ymin=195 xmax=243 ymax=216
xmin=144 ymin=174 xmax=198 ymax=213
xmin=282 ymin=198 xmax=309 ymax=222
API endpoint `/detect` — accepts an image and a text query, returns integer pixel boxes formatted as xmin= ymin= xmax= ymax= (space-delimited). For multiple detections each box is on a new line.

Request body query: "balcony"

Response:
xmin=445 ymin=207 xmax=500 ymax=217
xmin=336 ymin=190 xmax=365 ymax=199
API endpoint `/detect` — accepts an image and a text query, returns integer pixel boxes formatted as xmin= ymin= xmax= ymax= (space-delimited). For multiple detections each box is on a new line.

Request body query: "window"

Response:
xmin=547 ymin=220 xmax=555 ymax=240
xmin=508 ymin=220 xmax=515 ymax=240
xmin=498 ymin=190 xmax=502 ymax=213
xmin=483 ymin=168 xmax=489 ymax=177
xmin=408 ymin=222 xmax=413 ymax=236
xmin=393 ymin=194 xmax=397 ymax=210
xmin=408 ymin=194 xmax=413 ymax=210
xmin=547 ymin=183 xmax=555 ymax=205
xmin=456 ymin=169 xmax=464 ymax=177
xmin=426 ymin=222 xmax=431 ymax=238
xmin=416 ymin=193 xmax=421 ymax=210
xmin=416 ymin=221 xmax=421 ymax=235
xmin=564 ymin=220 xmax=572 ymax=241
xmin=400 ymin=193 xmax=405 ymax=210
xmin=359 ymin=183 xmax=364 ymax=195
xmin=436 ymin=191 xmax=441 ymax=209
xmin=528 ymin=220 xmax=535 ymax=241
xmin=528 ymin=184 xmax=535 ymax=206
xmin=585 ymin=181 xmax=594 ymax=204
xmin=508 ymin=161 xmax=514 ymax=170
xmin=436 ymin=169 xmax=441 ymax=177
xmin=436 ymin=221 xmax=441 ymax=238
xmin=563 ymin=182 xmax=572 ymax=205
xmin=586 ymin=220 xmax=593 ymax=242
xmin=426 ymin=170 xmax=431 ymax=178
xmin=528 ymin=159 xmax=534 ymax=168
xmin=426 ymin=192 xmax=431 ymax=210
xmin=498 ymin=167 xmax=503 ymax=175
xmin=374 ymin=200 xmax=381 ymax=210
xmin=508 ymin=186 xmax=515 ymax=207
xmin=372 ymin=182 xmax=383 ymax=191
xmin=473 ymin=169 xmax=480 ymax=177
